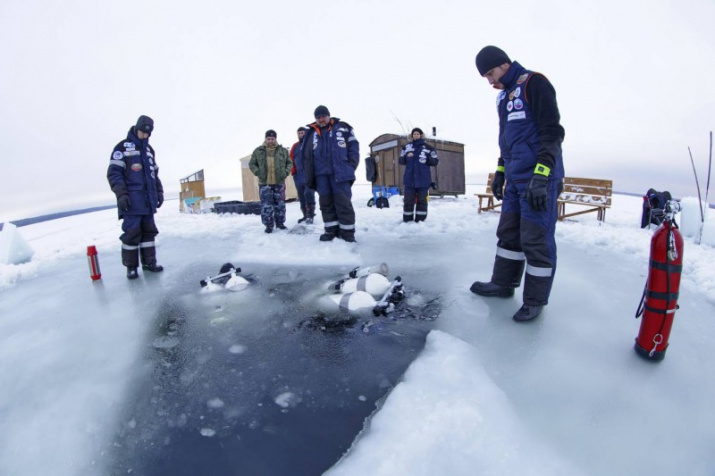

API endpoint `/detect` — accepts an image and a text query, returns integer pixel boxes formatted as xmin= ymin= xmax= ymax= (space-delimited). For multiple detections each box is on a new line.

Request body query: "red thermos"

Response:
xmin=87 ymin=245 xmax=101 ymax=281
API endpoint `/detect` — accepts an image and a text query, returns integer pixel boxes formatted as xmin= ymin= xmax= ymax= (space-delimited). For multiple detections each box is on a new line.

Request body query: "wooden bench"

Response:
xmin=475 ymin=172 xmax=503 ymax=213
xmin=475 ymin=174 xmax=613 ymax=221
xmin=558 ymin=177 xmax=613 ymax=221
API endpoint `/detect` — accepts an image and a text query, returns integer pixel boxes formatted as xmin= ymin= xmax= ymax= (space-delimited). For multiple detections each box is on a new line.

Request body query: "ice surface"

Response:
xmin=0 ymin=184 xmax=714 ymax=476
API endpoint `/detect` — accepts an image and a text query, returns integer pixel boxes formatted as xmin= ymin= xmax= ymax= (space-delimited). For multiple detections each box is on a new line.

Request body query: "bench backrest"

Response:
xmin=485 ymin=173 xmax=613 ymax=207
xmin=560 ymin=177 xmax=613 ymax=207
xmin=486 ymin=172 xmax=498 ymax=193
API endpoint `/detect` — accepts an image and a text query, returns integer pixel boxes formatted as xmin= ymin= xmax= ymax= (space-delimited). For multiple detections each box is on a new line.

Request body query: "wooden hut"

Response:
xmin=179 ymin=169 xmax=206 ymax=212
xmin=368 ymin=133 xmax=465 ymax=196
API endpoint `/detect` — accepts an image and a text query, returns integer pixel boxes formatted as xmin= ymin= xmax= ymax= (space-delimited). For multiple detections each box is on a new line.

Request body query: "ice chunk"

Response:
xmin=275 ymin=392 xmax=299 ymax=408
xmin=228 ymin=344 xmax=246 ymax=354
xmin=207 ymin=398 xmax=224 ymax=409
xmin=0 ymin=222 xmax=34 ymax=265
xmin=152 ymin=336 xmax=180 ymax=349
xmin=679 ymin=197 xmax=707 ymax=238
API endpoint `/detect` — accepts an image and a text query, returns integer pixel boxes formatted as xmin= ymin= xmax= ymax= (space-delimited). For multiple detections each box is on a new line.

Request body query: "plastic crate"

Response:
xmin=369 ymin=186 xmax=400 ymax=208
xmin=213 ymin=201 xmax=262 ymax=215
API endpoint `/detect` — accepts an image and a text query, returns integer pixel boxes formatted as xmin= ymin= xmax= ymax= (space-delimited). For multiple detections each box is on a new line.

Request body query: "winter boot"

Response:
xmin=298 ymin=206 xmax=307 ymax=223
xmin=142 ymin=262 xmax=164 ymax=272
xmin=469 ymin=281 xmax=514 ymax=297
xmin=341 ymin=233 xmax=357 ymax=243
xmin=122 ymin=247 xmax=139 ymax=268
xmin=140 ymin=245 xmax=164 ymax=272
xmin=276 ymin=223 xmax=287 ymax=230
xmin=512 ymin=304 xmax=543 ymax=322
xmin=305 ymin=205 xmax=315 ymax=225
xmin=265 ymin=226 xmax=273 ymax=234
xmin=319 ymin=231 xmax=337 ymax=241
xmin=127 ymin=268 xmax=139 ymax=280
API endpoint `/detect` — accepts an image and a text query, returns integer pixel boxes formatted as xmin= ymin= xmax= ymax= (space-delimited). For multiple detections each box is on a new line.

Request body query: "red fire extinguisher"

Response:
xmin=634 ymin=201 xmax=683 ymax=361
xmin=87 ymin=245 xmax=102 ymax=281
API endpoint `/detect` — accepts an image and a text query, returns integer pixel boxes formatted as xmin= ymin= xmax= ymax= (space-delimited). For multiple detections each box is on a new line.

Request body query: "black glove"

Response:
xmin=491 ymin=171 xmax=505 ymax=201
xmin=527 ymin=174 xmax=549 ymax=212
xmin=118 ymin=195 xmax=131 ymax=211
xmin=157 ymin=192 xmax=164 ymax=208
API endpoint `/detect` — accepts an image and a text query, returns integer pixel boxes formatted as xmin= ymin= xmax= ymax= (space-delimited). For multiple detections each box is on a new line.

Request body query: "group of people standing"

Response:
xmin=250 ymin=109 xmax=443 ymax=239
xmin=106 ymin=45 xmax=565 ymax=324
xmin=249 ymin=105 xmax=360 ymax=242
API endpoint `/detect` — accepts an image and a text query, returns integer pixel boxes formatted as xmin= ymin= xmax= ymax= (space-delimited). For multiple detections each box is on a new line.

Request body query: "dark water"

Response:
xmin=109 ymin=264 xmax=440 ymax=476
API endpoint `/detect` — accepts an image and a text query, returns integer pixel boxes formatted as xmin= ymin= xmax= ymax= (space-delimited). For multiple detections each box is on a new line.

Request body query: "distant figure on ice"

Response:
xmin=249 ymin=129 xmax=293 ymax=234
xmin=290 ymin=126 xmax=316 ymax=224
xmin=470 ymin=46 xmax=565 ymax=322
xmin=302 ymin=105 xmax=360 ymax=243
xmin=399 ymin=127 xmax=438 ymax=222
xmin=107 ymin=115 xmax=165 ymax=280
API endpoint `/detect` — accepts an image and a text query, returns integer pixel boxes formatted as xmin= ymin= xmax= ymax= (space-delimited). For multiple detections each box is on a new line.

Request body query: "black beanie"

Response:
xmin=411 ymin=127 xmax=424 ymax=136
xmin=135 ymin=115 xmax=154 ymax=135
xmin=265 ymin=129 xmax=277 ymax=138
xmin=314 ymin=105 xmax=330 ymax=118
xmin=297 ymin=126 xmax=308 ymax=133
xmin=475 ymin=46 xmax=511 ymax=76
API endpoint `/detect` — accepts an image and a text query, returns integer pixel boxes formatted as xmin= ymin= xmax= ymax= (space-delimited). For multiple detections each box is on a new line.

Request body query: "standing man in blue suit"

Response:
xmin=303 ymin=105 xmax=360 ymax=243
xmin=107 ymin=115 xmax=165 ymax=280
xmin=399 ymin=127 xmax=438 ymax=222
xmin=470 ymin=46 xmax=565 ymax=321
xmin=290 ymin=126 xmax=316 ymax=224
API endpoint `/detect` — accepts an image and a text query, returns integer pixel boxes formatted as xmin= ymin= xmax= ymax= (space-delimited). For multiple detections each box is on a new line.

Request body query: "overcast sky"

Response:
xmin=2 ymin=0 xmax=714 ymax=220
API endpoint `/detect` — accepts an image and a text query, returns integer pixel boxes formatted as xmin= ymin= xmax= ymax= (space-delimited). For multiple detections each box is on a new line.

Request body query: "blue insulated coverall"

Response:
xmin=399 ymin=138 xmax=438 ymax=222
xmin=491 ymin=61 xmax=565 ymax=306
xmin=107 ymin=127 xmax=164 ymax=268
xmin=302 ymin=118 xmax=360 ymax=239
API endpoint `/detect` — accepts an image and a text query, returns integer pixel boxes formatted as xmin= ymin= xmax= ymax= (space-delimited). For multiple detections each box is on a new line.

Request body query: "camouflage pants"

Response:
xmin=259 ymin=184 xmax=286 ymax=228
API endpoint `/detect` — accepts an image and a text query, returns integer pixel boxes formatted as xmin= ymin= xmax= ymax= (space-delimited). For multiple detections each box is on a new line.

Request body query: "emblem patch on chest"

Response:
xmin=131 ymin=163 xmax=143 ymax=172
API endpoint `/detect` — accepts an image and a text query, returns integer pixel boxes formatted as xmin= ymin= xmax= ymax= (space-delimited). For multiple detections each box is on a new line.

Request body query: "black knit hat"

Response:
xmin=135 ymin=115 xmax=154 ymax=135
xmin=475 ymin=46 xmax=511 ymax=76
xmin=297 ymin=126 xmax=308 ymax=133
xmin=314 ymin=105 xmax=330 ymax=118
xmin=265 ymin=129 xmax=277 ymax=138
xmin=411 ymin=127 xmax=424 ymax=136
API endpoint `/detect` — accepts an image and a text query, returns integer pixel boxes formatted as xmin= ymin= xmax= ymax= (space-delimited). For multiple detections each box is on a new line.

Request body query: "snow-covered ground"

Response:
xmin=1 ymin=184 xmax=714 ymax=476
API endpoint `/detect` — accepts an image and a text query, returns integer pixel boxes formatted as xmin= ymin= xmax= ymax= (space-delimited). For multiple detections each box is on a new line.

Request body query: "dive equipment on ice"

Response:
xmin=634 ymin=200 xmax=683 ymax=361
